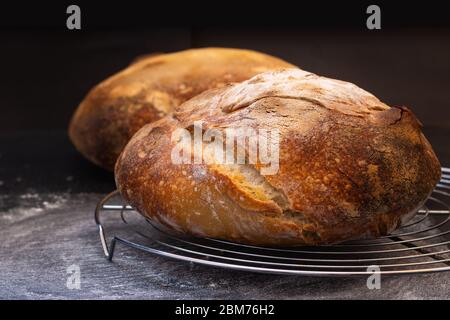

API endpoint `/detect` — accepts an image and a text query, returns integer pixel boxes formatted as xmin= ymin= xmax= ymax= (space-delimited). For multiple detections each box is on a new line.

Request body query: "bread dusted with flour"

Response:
xmin=68 ymin=48 xmax=295 ymax=170
xmin=115 ymin=69 xmax=441 ymax=246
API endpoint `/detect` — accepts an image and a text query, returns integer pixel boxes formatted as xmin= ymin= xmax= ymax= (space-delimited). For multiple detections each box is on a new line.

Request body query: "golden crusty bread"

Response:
xmin=68 ymin=48 xmax=295 ymax=170
xmin=115 ymin=69 xmax=441 ymax=246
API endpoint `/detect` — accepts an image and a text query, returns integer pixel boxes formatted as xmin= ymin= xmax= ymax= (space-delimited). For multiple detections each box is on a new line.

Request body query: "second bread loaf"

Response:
xmin=68 ymin=48 xmax=295 ymax=170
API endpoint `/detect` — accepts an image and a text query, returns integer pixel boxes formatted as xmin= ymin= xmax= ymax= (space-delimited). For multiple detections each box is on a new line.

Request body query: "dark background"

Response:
xmin=0 ymin=1 xmax=449 ymax=193
xmin=3 ymin=26 xmax=450 ymax=131
xmin=1 ymin=1 xmax=449 ymax=132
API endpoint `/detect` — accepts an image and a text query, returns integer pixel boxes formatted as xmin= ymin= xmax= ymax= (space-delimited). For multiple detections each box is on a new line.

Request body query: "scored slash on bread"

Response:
xmin=115 ymin=69 xmax=441 ymax=246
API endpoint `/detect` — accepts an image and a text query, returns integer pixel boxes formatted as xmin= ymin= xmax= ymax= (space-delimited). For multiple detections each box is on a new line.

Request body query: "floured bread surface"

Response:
xmin=115 ymin=69 xmax=441 ymax=246
xmin=69 ymin=48 xmax=295 ymax=170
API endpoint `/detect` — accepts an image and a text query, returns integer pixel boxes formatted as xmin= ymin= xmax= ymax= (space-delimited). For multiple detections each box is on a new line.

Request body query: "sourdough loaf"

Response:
xmin=68 ymin=48 xmax=295 ymax=170
xmin=115 ymin=69 xmax=441 ymax=246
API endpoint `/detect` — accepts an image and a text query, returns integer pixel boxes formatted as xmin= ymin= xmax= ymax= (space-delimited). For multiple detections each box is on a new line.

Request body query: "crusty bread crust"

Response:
xmin=115 ymin=69 xmax=441 ymax=246
xmin=68 ymin=48 xmax=295 ymax=170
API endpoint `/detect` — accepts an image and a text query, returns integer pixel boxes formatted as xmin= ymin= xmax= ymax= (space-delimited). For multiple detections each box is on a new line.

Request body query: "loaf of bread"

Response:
xmin=68 ymin=48 xmax=295 ymax=170
xmin=115 ymin=68 xmax=441 ymax=246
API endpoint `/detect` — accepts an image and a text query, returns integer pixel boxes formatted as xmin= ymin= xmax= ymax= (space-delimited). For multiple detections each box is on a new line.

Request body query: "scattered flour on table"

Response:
xmin=19 ymin=193 xmax=40 ymax=199
xmin=0 ymin=192 xmax=69 ymax=224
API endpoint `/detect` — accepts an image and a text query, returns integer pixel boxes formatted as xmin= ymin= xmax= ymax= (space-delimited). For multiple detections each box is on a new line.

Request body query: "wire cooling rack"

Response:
xmin=95 ymin=167 xmax=450 ymax=276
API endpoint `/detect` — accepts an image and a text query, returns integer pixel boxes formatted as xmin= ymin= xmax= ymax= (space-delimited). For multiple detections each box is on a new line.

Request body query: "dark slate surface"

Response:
xmin=0 ymin=129 xmax=449 ymax=299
